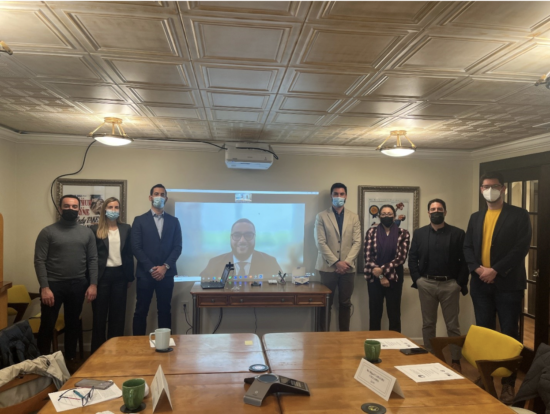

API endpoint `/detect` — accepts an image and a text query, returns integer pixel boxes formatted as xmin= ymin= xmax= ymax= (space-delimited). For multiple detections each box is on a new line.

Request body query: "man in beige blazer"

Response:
xmin=314 ymin=183 xmax=362 ymax=331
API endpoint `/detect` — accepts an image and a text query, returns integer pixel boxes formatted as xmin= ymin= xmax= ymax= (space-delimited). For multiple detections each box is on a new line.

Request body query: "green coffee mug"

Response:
xmin=122 ymin=378 xmax=145 ymax=410
xmin=364 ymin=340 xmax=381 ymax=363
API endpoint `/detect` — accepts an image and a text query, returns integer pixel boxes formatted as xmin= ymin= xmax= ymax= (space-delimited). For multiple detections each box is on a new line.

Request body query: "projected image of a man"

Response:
xmin=200 ymin=218 xmax=281 ymax=277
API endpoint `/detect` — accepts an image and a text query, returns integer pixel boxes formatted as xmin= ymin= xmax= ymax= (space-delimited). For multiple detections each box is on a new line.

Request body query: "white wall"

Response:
xmin=5 ymin=141 xmax=479 ymax=344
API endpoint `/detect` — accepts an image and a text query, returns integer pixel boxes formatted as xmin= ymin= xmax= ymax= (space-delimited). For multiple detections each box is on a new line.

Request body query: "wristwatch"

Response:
xmin=378 ymin=274 xmax=384 ymax=280
xmin=164 ymin=263 xmax=170 ymax=270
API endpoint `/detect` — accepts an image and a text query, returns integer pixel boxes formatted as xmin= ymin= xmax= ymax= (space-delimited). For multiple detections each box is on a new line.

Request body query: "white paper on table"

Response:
xmin=395 ymin=363 xmax=464 ymax=383
xmin=149 ymin=338 xmax=176 ymax=348
xmin=370 ymin=338 xmax=419 ymax=350
xmin=354 ymin=359 xmax=404 ymax=401
xmin=49 ymin=384 xmax=122 ymax=412
xmin=151 ymin=365 xmax=173 ymax=412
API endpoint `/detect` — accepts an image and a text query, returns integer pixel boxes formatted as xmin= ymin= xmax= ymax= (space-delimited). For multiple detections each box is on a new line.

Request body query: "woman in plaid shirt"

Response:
xmin=364 ymin=205 xmax=410 ymax=332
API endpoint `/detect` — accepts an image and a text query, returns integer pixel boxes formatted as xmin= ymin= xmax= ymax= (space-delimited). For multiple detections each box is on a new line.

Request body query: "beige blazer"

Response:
xmin=314 ymin=207 xmax=362 ymax=273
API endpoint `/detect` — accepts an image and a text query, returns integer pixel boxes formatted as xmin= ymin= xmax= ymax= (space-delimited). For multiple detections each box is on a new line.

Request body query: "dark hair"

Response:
xmin=150 ymin=184 xmax=167 ymax=196
xmin=59 ymin=194 xmax=80 ymax=209
xmin=379 ymin=204 xmax=396 ymax=216
xmin=480 ymin=171 xmax=504 ymax=186
xmin=330 ymin=183 xmax=347 ymax=195
xmin=427 ymin=198 xmax=446 ymax=211
xmin=231 ymin=218 xmax=256 ymax=232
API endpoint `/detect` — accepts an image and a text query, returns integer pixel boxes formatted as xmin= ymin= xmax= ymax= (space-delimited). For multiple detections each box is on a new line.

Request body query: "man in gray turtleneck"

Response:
xmin=34 ymin=194 xmax=98 ymax=360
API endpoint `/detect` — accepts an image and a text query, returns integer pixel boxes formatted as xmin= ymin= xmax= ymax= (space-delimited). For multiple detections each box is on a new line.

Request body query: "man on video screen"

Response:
xmin=200 ymin=218 xmax=281 ymax=277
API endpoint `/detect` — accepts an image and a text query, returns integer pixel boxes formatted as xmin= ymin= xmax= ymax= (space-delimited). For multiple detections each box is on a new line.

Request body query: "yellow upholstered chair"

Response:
xmin=431 ymin=325 xmax=523 ymax=399
xmin=7 ymin=285 xmax=83 ymax=359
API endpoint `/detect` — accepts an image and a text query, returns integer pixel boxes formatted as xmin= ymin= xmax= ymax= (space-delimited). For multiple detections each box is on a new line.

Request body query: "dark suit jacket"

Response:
xmin=200 ymin=250 xmax=281 ymax=277
xmin=408 ymin=223 xmax=469 ymax=295
xmin=131 ymin=211 xmax=182 ymax=279
xmin=90 ymin=223 xmax=134 ymax=283
xmin=463 ymin=202 xmax=531 ymax=291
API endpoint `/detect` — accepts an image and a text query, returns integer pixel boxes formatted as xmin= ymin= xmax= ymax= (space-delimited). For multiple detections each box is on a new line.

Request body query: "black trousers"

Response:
xmin=132 ymin=275 xmax=174 ymax=335
xmin=320 ymin=271 xmax=355 ymax=331
xmin=37 ymin=278 xmax=88 ymax=359
xmin=91 ymin=266 xmax=128 ymax=353
xmin=367 ymin=271 xmax=404 ymax=332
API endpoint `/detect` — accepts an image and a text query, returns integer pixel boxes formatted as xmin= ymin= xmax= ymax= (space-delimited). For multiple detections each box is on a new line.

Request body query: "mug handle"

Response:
xmin=149 ymin=332 xmax=155 ymax=346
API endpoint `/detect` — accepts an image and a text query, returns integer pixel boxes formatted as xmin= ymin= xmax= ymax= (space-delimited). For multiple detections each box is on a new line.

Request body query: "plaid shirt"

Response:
xmin=364 ymin=226 xmax=410 ymax=282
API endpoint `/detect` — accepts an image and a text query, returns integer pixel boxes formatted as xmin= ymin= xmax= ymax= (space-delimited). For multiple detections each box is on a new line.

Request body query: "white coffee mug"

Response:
xmin=149 ymin=328 xmax=171 ymax=350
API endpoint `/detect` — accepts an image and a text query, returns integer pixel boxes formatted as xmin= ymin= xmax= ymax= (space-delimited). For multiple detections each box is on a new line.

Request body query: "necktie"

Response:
xmin=237 ymin=262 xmax=248 ymax=276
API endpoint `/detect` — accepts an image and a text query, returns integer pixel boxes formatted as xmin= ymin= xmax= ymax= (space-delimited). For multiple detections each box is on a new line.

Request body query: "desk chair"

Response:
xmin=7 ymin=285 xmax=84 ymax=359
xmin=431 ymin=325 xmax=523 ymax=400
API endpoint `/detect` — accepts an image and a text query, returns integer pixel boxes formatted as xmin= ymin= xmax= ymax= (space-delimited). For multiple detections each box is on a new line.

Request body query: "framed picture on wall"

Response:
xmin=56 ymin=179 xmax=128 ymax=227
xmin=358 ymin=185 xmax=420 ymax=272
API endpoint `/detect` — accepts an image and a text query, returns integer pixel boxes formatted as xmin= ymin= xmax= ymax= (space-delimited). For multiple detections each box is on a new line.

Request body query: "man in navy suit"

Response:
xmin=200 ymin=218 xmax=281 ymax=278
xmin=132 ymin=184 xmax=182 ymax=335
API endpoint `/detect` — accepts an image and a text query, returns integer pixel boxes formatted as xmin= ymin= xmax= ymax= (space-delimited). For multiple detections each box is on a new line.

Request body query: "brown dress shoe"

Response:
xmin=499 ymin=384 xmax=515 ymax=405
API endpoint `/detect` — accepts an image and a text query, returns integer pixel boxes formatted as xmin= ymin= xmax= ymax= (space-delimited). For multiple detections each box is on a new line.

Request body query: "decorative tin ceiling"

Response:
xmin=1 ymin=1 xmax=550 ymax=149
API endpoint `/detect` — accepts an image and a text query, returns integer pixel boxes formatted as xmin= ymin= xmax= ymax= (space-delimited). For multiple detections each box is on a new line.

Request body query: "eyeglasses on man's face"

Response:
xmin=379 ymin=213 xmax=395 ymax=218
xmin=481 ymin=184 xmax=503 ymax=190
xmin=58 ymin=387 xmax=94 ymax=407
xmin=231 ymin=232 xmax=255 ymax=241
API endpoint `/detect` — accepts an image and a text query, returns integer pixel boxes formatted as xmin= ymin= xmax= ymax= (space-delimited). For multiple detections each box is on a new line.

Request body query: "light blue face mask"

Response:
xmin=152 ymin=197 xmax=165 ymax=209
xmin=105 ymin=210 xmax=119 ymax=220
xmin=332 ymin=197 xmax=346 ymax=208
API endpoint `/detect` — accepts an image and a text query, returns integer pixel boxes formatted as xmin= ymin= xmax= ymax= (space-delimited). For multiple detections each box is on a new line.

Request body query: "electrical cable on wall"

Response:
xmin=183 ymin=303 xmax=193 ymax=334
xmin=212 ymin=308 xmax=223 ymax=334
xmin=236 ymin=146 xmax=279 ymax=160
xmin=253 ymin=307 xmax=258 ymax=334
xmin=49 ymin=140 xmax=96 ymax=211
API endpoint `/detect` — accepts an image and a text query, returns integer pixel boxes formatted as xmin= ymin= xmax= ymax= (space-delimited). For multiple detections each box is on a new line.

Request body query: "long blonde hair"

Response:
xmin=96 ymin=197 xmax=121 ymax=239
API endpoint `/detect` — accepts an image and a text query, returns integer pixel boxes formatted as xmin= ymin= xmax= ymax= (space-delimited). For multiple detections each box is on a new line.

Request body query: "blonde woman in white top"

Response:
xmin=90 ymin=197 xmax=134 ymax=353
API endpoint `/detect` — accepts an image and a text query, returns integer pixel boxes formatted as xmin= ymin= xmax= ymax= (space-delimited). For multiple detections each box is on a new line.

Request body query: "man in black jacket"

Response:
xmin=464 ymin=171 xmax=531 ymax=404
xmin=409 ymin=198 xmax=468 ymax=372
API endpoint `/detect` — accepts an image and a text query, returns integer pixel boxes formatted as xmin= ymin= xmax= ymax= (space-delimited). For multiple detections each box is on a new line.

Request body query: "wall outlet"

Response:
xmin=181 ymin=301 xmax=189 ymax=312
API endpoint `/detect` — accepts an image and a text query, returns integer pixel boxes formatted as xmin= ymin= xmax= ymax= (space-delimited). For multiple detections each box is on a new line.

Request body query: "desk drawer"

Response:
xmin=198 ymin=296 xmax=228 ymax=306
xmin=229 ymin=296 xmax=295 ymax=306
xmin=296 ymin=294 xmax=326 ymax=306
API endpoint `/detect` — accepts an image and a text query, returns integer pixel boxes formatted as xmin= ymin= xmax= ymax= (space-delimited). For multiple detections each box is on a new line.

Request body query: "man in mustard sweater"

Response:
xmin=464 ymin=171 xmax=531 ymax=404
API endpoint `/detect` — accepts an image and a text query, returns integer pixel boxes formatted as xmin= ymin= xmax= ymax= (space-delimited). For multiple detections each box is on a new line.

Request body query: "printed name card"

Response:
xmin=151 ymin=365 xmax=173 ymax=412
xmin=354 ymin=359 xmax=405 ymax=401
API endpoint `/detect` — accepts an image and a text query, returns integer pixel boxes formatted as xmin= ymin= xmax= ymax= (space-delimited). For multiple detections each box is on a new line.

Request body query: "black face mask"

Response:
xmin=430 ymin=212 xmax=445 ymax=225
xmin=61 ymin=209 xmax=79 ymax=221
xmin=380 ymin=217 xmax=394 ymax=227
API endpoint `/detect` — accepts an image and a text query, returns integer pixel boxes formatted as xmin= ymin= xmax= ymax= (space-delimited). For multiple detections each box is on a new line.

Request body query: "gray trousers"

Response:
xmin=417 ymin=277 xmax=462 ymax=361
xmin=320 ymin=271 xmax=355 ymax=331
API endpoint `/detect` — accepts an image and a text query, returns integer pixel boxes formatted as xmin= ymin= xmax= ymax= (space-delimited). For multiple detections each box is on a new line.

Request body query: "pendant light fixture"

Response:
xmin=376 ymin=130 xmax=416 ymax=157
xmin=88 ymin=117 xmax=132 ymax=146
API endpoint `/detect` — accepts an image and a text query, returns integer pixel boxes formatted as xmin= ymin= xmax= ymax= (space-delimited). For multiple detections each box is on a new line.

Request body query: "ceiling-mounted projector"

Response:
xmin=225 ymin=143 xmax=273 ymax=170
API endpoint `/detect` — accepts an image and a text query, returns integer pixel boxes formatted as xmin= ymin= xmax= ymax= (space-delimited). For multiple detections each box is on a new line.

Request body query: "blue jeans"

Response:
xmin=470 ymin=281 xmax=523 ymax=385
xmin=132 ymin=275 xmax=174 ymax=335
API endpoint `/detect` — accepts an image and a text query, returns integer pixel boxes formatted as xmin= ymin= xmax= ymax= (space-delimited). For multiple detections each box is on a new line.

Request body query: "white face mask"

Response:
xmin=483 ymin=188 xmax=501 ymax=203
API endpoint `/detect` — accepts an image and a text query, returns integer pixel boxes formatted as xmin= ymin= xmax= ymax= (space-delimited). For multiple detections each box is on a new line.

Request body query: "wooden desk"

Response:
xmin=190 ymin=282 xmax=331 ymax=334
xmin=73 ymin=334 xmax=267 ymax=378
xmin=263 ymin=331 xmax=515 ymax=413
xmin=39 ymin=373 xmax=281 ymax=414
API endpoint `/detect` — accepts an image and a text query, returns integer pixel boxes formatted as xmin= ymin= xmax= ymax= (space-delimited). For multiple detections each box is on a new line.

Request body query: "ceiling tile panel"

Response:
xmin=13 ymin=53 xmax=104 ymax=80
xmin=270 ymin=113 xmax=326 ymax=125
xmin=280 ymin=70 xmax=369 ymax=95
xmin=208 ymin=109 xmax=265 ymax=123
xmin=67 ymin=12 xmax=183 ymax=57
xmin=294 ymin=27 xmax=403 ymax=68
xmin=276 ymin=96 xmax=341 ymax=112
xmin=105 ymin=59 xmax=192 ymax=87
xmin=130 ymin=88 xmax=199 ymax=106
xmin=365 ymin=75 xmax=455 ymax=98
xmin=196 ymin=64 xmax=282 ymax=92
xmin=147 ymin=105 xmax=203 ymax=119
xmin=441 ymin=79 xmax=530 ymax=102
xmin=185 ymin=17 xmax=300 ymax=64
xmin=203 ymin=91 xmax=272 ymax=110
xmin=78 ymin=102 xmax=137 ymax=116
xmin=406 ymin=103 xmax=481 ymax=117
xmin=180 ymin=1 xmax=310 ymax=21
xmin=327 ymin=116 xmax=383 ymax=127
xmin=343 ymin=100 xmax=411 ymax=115
xmin=399 ymin=37 xmax=510 ymax=72
xmin=489 ymin=44 xmax=550 ymax=76
xmin=45 ymin=82 xmax=126 ymax=101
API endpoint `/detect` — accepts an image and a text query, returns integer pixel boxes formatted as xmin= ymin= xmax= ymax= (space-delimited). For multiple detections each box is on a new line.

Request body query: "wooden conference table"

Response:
xmin=39 ymin=333 xmax=279 ymax=414
xmin=263 ymin=331 xmax=515 ymax=414
xmin=190 ymin=281 xmax=331 ymax=334
xmin=39 ymin=331 xmax=513 ymax=413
